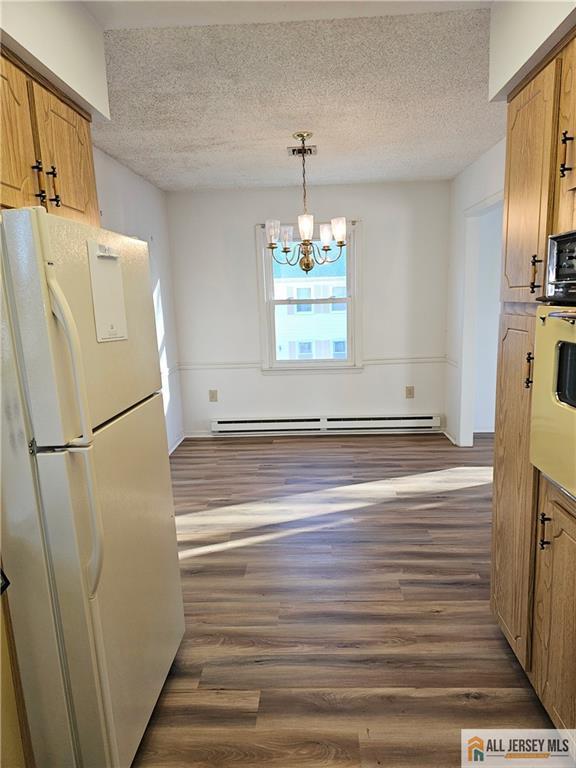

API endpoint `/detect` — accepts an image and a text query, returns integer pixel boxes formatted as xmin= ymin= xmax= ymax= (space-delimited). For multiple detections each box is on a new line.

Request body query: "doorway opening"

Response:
xmin=458 ymin=196 xmax=504 ymax=446
xmin=473 ymin=203 xmax=502 ymax=434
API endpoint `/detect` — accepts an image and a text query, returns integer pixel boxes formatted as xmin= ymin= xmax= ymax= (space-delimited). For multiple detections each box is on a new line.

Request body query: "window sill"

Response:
xmin=261 ymin=362 xmax=364 ymax=375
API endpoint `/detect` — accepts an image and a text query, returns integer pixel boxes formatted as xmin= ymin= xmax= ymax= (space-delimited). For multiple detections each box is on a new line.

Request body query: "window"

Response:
xmin=259 ymin=224 xmax=358 ymax=368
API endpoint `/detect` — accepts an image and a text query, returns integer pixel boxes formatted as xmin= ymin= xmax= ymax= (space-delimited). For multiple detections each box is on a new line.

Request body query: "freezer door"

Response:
xmin=36 ymin=394 xmax=184 ymax=768
xmin=2 ymin=208 xmax=161 ymax=446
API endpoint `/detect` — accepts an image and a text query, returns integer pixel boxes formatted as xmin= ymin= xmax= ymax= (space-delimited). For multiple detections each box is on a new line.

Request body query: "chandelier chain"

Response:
xmin=301 ymin=136 xmax=307 ymax=214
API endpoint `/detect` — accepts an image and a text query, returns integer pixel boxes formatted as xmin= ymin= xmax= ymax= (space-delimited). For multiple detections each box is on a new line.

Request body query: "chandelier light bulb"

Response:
xmin=280 ymin=225 xmax=294 ymax=248
xmin=265 ymin=219 xmax=281 ymax=246
xmin=298 ymin=214 xmax=314 ymax=242
xmin=320 ymin=223 xmax=333 ymax=249
xmin=331 ymin=217 xmax=347 ymax=244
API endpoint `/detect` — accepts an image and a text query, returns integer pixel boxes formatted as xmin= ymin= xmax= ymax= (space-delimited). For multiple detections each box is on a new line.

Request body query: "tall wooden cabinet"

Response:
xmin=492 ymin=314 xmax=537 ymax=668
xmin=0 ymin=51 xmax=99 ymax=226
xmin=492 ymin=59 xmax=560 ymax=670
xmin=493 ymin=28 xmax=576 ymax=732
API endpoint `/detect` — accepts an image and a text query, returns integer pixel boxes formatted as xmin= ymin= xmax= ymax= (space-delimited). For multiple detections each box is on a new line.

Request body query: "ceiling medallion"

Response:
xmin=265 ymin=132 xmax=346 ymax=274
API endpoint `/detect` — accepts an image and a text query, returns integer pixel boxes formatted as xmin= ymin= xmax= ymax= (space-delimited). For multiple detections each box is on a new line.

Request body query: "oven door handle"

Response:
xmin=548 ymin=311 xmax=576 ymax=324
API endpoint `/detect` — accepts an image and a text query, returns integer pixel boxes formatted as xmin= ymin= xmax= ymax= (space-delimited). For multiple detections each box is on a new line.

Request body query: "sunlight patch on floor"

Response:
xmin=175 ymin=465 xmax=493 ymax=554
xmin=178 ymin=516 xmax=355 ymax=560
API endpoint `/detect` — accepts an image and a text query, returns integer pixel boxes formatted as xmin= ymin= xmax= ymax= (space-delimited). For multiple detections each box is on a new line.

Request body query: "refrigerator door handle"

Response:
xmin=47 ymin=274 xmax=93 ymax=446
xmin=68 ymin=446 xmax=104 ymax=597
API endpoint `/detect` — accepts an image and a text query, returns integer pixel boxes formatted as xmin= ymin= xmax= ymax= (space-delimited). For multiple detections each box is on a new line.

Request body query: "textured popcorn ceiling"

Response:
xmin=92 ymin=7 xmax=506 ymax=191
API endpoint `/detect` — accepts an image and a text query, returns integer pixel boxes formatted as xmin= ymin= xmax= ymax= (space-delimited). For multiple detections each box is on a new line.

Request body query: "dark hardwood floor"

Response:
xmin=133 ymin=433 xmax=549 ymax=768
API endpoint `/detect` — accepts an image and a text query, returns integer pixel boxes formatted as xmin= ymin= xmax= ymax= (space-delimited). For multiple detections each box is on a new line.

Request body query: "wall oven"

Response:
xmin=530 ymin=305 xmax=576 ymax=498
xmin=540 ymin=230 xmax=576 ymax=303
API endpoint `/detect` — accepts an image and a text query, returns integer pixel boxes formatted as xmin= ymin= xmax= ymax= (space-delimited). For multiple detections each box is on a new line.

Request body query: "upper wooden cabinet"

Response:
xmin=0 ymin=57 xmax=40 ymax=209
xmin=30 ymin=82 xmax=99 ymax=227
xmin=0 ymin=52 xmax=99 ymax=227
xmin=554 ymin=37 xmax=576 ymax=232
xmin=532 ymin=478 xmax=576 ymax=729
xmin=502 ymin=59 xmax=561 ymax=302
xmin=491 ymin=313 xmax=538 ymax=669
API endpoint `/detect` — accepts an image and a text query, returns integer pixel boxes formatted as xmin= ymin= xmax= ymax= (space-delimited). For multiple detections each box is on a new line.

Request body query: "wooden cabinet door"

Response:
xmin=555 ymin=37 xmax=576 ymax=232
xmin=30 ymin=81 xmax=99 ymax=226
xmin=1 ymin=595 xmax=33 ymax=768
xmin=0 ymin=56 xmax=40 ymax=209
xmin=502 ymin=59 xmax=561 ymax=302
xmin=532 ymin=479 xmax=576 ymax=730
xmin=491 ymin=313 xmax=538 ymax=668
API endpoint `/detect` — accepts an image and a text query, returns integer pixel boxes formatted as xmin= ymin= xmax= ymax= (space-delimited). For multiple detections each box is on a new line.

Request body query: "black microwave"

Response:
xmin=539 ymin=231 xmax=576 ymax=304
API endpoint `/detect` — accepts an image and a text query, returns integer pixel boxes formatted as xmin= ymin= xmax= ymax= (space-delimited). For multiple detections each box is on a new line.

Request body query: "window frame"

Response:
xmin=257 ymin=220 xmax=361 ymax=372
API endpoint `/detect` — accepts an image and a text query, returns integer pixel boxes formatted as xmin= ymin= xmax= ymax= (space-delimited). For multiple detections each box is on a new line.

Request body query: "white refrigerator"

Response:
xmin=1 ymin=207 xmax=184 ymax=767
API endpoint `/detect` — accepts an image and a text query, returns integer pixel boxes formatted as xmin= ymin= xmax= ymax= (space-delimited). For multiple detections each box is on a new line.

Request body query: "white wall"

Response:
xmin=93 ymin=148 xmax=184 ymax=451
xmin=0 ymin=1 xmax=109 ymax=118
xmin=168 ymin=182 xmax=451 ymax=436
xmin=474 ymin=204 xmax=502 ymax=433
xmin=489 ymin=1 xmax=576 ymax=100
xmin=447 ymin=139 xmax=506 ymax=445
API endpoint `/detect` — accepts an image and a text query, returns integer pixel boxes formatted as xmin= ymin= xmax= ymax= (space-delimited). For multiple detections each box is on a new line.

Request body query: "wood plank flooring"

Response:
xmin=133 ymin=434 xmax=549 ymax=768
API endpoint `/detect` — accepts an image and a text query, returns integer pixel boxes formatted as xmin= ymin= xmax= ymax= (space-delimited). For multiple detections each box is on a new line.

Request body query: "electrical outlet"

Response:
xmin=209 ymin=389 xmax=218 ymax=402
xmin=405 ymin=385 xmax=415 ymax=400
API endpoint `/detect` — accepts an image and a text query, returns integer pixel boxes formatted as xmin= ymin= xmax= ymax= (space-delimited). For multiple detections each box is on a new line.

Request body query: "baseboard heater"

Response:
xmin=211 ymin=415 xmax=441 ymax=435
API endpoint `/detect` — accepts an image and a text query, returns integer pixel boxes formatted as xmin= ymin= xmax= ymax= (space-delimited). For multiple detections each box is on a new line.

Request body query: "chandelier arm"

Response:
xmin=270 ymin=248 xmax=290 ymax=266
xmin=321 ymin=243 xmax=346 ymax=264
xmin=288 ymin=244 xmax=301 ymax=266
xmin=312 ymin=242 xmax=327 ymax=265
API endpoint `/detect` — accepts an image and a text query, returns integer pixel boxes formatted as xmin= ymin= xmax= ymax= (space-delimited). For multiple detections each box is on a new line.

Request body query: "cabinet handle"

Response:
xmin=539 ymin=511 xmax=552 ymax=549
xmin=46 ymin=165 xmax=62 ymax=208
xmin=529 ymin=254 xmax=543 ymax=294
xmin=524 ymin=351 xmax=534 ymax=388
xmin=31 ymin=160 xmax=47 ymax=206
xmin=560 ymin=130 xmax=574 ymax=177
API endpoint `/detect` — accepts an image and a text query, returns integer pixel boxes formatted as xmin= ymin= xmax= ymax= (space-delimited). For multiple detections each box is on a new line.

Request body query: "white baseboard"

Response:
xmin=442 ymin=430 xmax=458 ymax=445
xmin=182 ymin=429 xmax=451 ymax=441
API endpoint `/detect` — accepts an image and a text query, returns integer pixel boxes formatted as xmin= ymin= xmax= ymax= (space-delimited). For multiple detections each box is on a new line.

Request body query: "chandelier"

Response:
xmin=265 ymin=132 xmax=346 ymax=273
